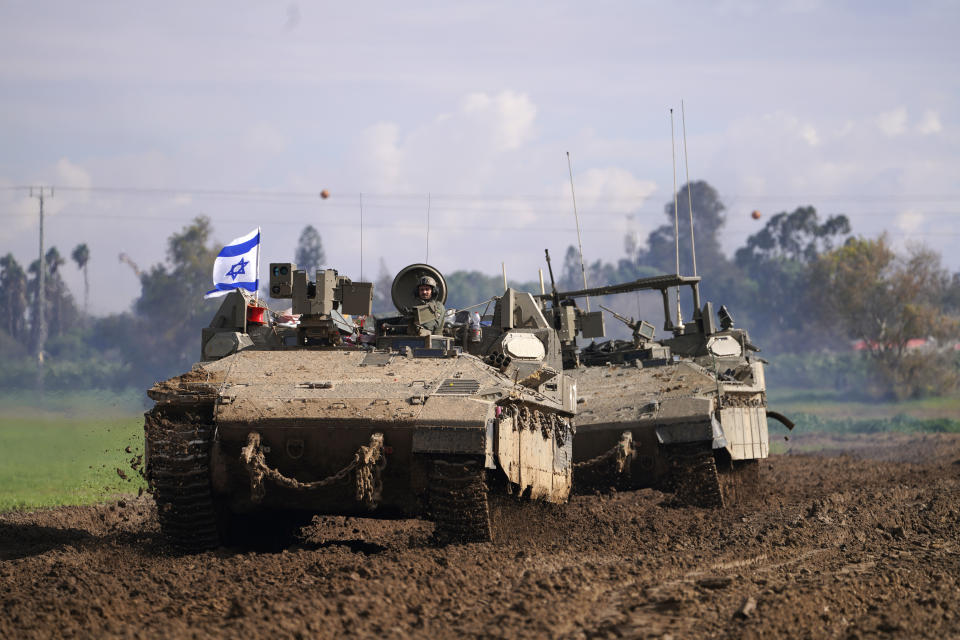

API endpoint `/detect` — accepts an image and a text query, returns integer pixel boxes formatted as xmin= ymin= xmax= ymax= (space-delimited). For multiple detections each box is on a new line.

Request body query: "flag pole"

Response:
xmin=255 ymin=226 xmax=261 ymax=307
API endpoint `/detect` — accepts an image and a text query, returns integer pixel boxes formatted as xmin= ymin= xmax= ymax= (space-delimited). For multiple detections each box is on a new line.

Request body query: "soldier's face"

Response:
xmin=418 ymin=285 xmax=433 ymax=301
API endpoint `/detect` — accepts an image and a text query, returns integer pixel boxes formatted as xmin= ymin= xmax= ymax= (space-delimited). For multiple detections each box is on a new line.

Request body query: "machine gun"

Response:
xmin=598 ymin=305 xmax=656 ymax=346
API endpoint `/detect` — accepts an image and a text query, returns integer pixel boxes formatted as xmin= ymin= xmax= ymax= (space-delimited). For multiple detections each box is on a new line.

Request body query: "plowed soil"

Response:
xmin=2 ymin=433 xmax=959 ymax=639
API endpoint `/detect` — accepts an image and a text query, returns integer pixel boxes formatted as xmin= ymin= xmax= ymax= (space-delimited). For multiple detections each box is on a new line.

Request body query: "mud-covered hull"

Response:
xmin=570 ymin=359 xmax=768 ymax=498
xmin=146 ymin=348 xmax=575 ymax=548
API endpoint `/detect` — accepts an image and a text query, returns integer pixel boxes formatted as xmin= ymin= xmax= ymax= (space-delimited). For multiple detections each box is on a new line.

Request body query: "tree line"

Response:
xmin=1 ymin=181 xmax=957 ymax=399
xmin=1 ymin=244 xmax=89 ymax=356
xmin=551 ymin=181 xmax=959 ymax=398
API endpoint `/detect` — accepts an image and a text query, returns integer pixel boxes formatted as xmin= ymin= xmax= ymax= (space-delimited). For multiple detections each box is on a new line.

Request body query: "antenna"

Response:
xmin=681 ymin=100 xmax=697 ymax=277
xmin=670 ymin=110 xmax=682 ymax=327
xmin=426 ymin=192 xmax=431 ymax=263
xmin=359 ymin=192 xmax=364 ymax=281
xmin=544 ymin=248 xmax=560 ymax=311
xmin=566 ymin=151 xmax=590 ymax=311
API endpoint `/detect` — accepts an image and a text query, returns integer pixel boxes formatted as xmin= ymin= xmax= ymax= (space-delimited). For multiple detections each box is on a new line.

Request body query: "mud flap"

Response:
xmin=719 ymin=406 xmax=769 ymax=460
xmin=495 ymin=409 xmax=572 ymax=503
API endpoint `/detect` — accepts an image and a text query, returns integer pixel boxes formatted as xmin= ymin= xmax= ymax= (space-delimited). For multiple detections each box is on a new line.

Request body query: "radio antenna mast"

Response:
xmin=566 ymin=151 xmax=590 ymax=311
xmin=681 ymin=100 xmax=697 ymax=277
xmin=426 ymin=192 xmax=431 ymax=263
xmin=670 ymin=109 xmax=682 ymax=327
xmin=359 ymin=192 xmax=364 ymax=281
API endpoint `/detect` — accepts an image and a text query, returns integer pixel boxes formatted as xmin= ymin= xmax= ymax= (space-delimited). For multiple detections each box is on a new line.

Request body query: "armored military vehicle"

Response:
xmin=536 ymin=260 xmax=793 ymax=507
xmin=145 ymin=263 xmax=578 ymax=550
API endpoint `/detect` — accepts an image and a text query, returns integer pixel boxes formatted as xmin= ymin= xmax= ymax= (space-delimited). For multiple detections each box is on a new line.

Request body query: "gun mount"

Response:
xmin=598 ymin=305 xmax=656 ymax=346
xmin=536 ymin=272 xmax=704 ymax=334
xmin=268 ymin=262 xmax=373 ymax=345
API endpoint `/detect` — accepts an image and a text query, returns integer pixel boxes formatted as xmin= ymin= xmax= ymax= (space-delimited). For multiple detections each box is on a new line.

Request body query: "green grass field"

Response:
xmin=0 ymin=387 xmax=956 ymax=512
xmin=0 ymin=391 xmax=147 ymax=512
xmin=767 ymin=387 xmax=960 ymax=436
xmin=767 ymin=387 xmax=960 ymax=421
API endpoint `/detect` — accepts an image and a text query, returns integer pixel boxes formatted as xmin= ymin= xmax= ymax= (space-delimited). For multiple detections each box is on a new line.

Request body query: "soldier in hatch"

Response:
xmin=411 ymin=275 xmax=445 ymax=334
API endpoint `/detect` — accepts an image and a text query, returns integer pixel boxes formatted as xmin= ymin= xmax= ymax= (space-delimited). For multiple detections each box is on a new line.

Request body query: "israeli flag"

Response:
xmin=205 ymin=227 xmax=261 ymax=299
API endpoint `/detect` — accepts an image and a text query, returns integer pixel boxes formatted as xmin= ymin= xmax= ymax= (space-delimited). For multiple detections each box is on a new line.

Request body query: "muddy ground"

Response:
xmin=2 ymin=432 xmax=959 ymax=639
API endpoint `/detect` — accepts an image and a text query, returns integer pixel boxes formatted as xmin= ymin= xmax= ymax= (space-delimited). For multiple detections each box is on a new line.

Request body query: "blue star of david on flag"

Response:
xmin=205 ymin=227 xmax=261 ymax=299
xmin=225 ymin=257 xmax=249 ymax=281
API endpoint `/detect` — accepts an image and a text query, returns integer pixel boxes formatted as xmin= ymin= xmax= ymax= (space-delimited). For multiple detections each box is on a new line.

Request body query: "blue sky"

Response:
xmin=1 ymin=1 xmax=957 ymax=313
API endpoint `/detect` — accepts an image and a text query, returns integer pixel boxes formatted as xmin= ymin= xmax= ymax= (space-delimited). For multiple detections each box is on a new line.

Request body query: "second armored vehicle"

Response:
xmin=536 ymin=263 xmax=793 ymax=506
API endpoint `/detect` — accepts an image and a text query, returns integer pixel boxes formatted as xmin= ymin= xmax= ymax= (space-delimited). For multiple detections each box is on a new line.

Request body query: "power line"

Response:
xmin=3 ymin=207 xmax=959 ymax=224
xmin=0 ymin=210 xmax=632 ymax=233
xmin=2 ymin=209 xmax=957 ymax=238
xmin=5 ymin=183 xmax=960 ymax=203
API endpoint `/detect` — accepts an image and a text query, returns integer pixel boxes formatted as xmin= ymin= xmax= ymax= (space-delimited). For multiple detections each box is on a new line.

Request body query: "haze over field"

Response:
xmin=1 ymin=1 xmax=957 ymax=314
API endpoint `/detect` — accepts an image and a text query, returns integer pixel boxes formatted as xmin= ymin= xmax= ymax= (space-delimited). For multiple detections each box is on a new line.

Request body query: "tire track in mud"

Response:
xmin=2 ymin=433 xmax=960 ymax=639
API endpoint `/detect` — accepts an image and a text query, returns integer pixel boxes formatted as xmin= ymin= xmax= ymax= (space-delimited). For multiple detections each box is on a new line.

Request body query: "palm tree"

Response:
xmin=72 ymin=243 xmax=90 ymax=317
xmin=40 ymin=247 xmax=66 ymax=338
xmin=0 ymin=253 xmax=28 ymax=339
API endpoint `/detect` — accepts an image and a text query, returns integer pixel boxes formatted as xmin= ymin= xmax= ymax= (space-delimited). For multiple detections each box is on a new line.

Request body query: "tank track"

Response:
xmin=429 ymin=459 xmax=492 ymax=543
xmin=666 ymin=443 xmax=724 ymax=508
xmin=145 ymin=406 xmax=221 ymax=552
xmin=717 ymin=458 xmax=760 ymax=506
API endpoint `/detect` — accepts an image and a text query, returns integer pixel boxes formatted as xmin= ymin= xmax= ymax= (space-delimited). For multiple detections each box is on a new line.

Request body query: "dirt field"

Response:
xmin=2 ymin=433 xmax=959 ymax=639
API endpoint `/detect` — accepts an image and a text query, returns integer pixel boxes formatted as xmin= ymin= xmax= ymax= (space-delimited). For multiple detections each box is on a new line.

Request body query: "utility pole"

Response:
xmin=30 ymin=186 xmax=53 ymax=391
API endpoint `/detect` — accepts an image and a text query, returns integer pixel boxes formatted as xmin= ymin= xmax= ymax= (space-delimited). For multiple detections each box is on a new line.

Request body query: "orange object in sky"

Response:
xmin=751 ymin=210 xmax=762 ymax=220
xmin=320 ymin=189 xmax=330 ymax=199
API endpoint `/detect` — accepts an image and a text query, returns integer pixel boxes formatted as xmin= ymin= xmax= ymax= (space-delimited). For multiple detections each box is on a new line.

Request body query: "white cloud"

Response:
xmin=355 ymin=122 xmax=403 ymax=191
xmin=729 ymin=111 xmax=823 ymax=149
xmin=0 ymin=189 xmax=37 ymax=240
xmin=800 ymin=124 xmax=820 ymax=146
xmin=335 ymin=93 xmax=665 ymax=280
xmin=0 ymin=159 xmax=93 ymax=244
xmin=916 ymin=110 xmax=942 ymax=135
xmin=48 ymin=158 xmax=93 ymax=213
xmin=875 ymin=107 xmax=908 ymax=137
xmin=461 ymin=91 xmax=537 ymax=151
xmin=346 ymin=91 xmax=539 ymax=194
xmin=55 ymin=157 xmax=92 ymax=190
xmin=562 ymin=167 xmax=658 ymax=252
xmin=895 ymin=209 xmax=925 ymax=233
xmin=564 ymin=167 xmax=657 ymax=214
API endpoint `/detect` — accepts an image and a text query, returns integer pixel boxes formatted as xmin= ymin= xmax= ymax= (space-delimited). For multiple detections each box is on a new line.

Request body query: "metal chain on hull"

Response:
xmin=573 ymin=430 xmax=635 ymax=474
xmin=240 ymin=431 xmax=386 ymax=508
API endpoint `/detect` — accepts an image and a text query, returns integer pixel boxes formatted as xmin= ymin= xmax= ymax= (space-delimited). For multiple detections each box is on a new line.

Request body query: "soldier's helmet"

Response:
xmin=417 ymin=275 xmax=437 ymax=300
